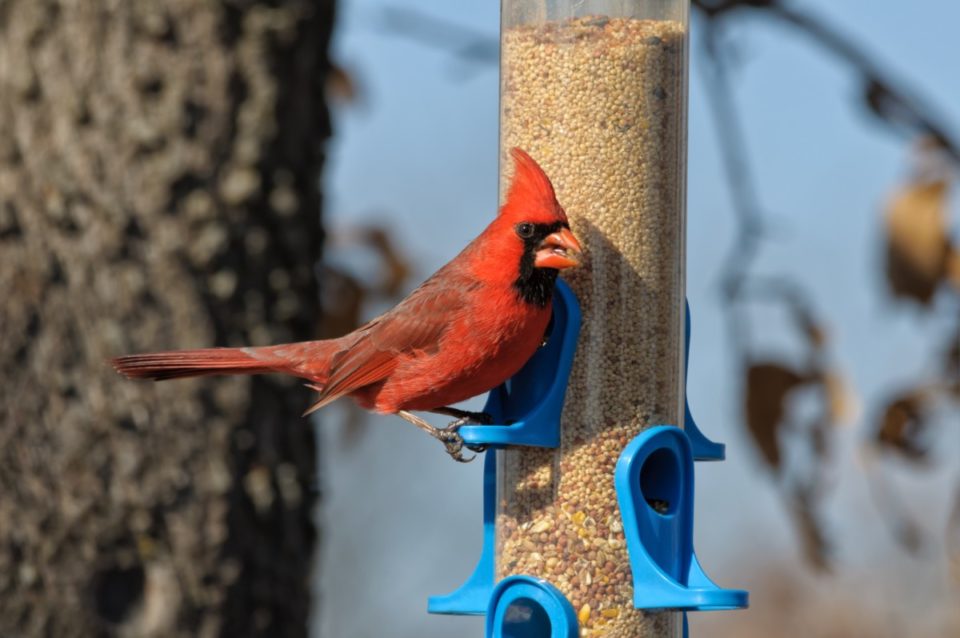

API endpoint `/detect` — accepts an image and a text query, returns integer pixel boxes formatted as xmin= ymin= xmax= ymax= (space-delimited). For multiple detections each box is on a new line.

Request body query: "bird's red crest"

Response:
xmin=500 ymin=148 xmax=568 ymax=225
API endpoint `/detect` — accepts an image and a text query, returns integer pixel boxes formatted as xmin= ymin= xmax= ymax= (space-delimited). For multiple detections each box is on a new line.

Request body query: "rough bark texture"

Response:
xmin=0 ymin=1 xmax=333 ymax=636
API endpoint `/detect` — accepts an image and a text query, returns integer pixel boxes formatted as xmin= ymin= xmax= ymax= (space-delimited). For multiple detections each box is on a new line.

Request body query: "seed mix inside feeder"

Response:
xmin=495 ymin=4 xmax=689 ymax=637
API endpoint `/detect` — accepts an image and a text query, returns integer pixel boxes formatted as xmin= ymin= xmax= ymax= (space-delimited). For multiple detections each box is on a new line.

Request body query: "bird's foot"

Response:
xmin=395 ymin=410 xmax=480 ymax=463
xmin=435 ymin=427 xmax=474 ymax=463
xmin=438 ymin=417 xmax=488 ymax=460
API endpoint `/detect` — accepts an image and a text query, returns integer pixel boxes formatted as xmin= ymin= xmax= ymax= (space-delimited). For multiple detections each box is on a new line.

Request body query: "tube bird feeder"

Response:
xmin=428 ymin=1 xmax=746 ymax=634
xmin=497 ymin=1 xmax=690 ymax=636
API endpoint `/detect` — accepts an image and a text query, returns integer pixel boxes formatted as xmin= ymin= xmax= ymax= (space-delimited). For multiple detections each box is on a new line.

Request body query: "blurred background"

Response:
xmin=320 ymin=0 xmax=959 ymax=636
xmin=2 ymin=0 xmax=957 ymax=637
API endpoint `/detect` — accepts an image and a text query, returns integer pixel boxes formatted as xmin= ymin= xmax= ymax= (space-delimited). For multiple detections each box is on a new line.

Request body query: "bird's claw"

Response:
xmin=437 ymin=427 xmax=475 ymax=463
xmin=436 ymin=417 xmax=488 ymax=462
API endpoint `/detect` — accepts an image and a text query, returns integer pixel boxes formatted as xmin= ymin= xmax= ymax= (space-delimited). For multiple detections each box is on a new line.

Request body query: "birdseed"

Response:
xmin=497 ymin=16 xmax=687 ymax=637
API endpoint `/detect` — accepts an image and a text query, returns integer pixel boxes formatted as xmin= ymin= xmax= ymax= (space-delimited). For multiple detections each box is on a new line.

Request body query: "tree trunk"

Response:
xmin=0 ymin=1 xmax=333 ymax=636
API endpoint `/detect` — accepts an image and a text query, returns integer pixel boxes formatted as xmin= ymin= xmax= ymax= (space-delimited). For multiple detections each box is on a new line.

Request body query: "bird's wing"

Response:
xmin=306 ymin=275 xmax=475 ymax=413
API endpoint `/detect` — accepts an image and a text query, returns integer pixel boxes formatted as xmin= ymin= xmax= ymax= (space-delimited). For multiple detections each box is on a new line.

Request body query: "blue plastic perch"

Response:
xmin=614 ymin=426 xmax=748 ymax=611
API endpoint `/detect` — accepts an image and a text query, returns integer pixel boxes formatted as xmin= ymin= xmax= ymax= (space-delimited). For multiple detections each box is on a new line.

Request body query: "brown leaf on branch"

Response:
xmin=874 ymin=390 xmax=932 ymax=463
xmin=317 ymin=222 xmax=414 ymax=340
xmin=884 ymin=178 xmax=952 ymax=305
xmin=316 ymin=264 xmax=366 ymax=340
xmin=823 ymin=370 xmax=855 ymax=424
xmin=744 ymin=362 xmax=814 ymax=470
xmin=948 ymin=247 xmax=960 ymax=293
xmin=789 ymin=301 xmax=828 ymax=350
xmin=693 ymin=0 xmax=960 ymax=573
xmin=327 ymin=63 xmax=362 ymax=105
xmin=359 ymin=226 xmax=413 ymax=297
xmin=315 ymin=223 xmax=414 ymax=449
xmin=800 ymin=318 xmax=827 ymax=350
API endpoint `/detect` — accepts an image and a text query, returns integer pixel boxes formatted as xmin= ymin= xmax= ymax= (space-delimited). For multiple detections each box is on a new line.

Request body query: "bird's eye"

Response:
xmin=516 ymin=223 xmax=535 ymax=239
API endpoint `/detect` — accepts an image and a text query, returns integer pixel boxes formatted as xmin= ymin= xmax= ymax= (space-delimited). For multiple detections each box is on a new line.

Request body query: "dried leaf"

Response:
xmin=948 ymin=246 xmax=960 ymax=292
xmin=792 ymin=304 xmax=827 ymax=349
xmin=823 ymin=370 xmax=856 ymax=424
xmin=360 ymin=226 xmax=412 ymax=297
xmin=317 ymin=222 xmax=413 ymax=339
xmin=744 ymin=362 xmax=812 ymax=470
xmin=884 ymin=178 xmax=952 ymax=305
xmin=316 ymin=265 xmax=365 ymax=339
xmin=874 ymin=391 xmax=931 ymax=463
xmin=802 ymin=321 xmax=827 ymax=349
xmin=312 ymin=224 xmax=414 ymax=449
xmin=326 ymin=63 xmax=361 ymax=104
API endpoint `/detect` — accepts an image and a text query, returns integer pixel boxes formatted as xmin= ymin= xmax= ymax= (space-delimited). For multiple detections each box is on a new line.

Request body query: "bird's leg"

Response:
xmin=396 ymin=410 xmax=475 ymax=463
xmin=395 ymin=409 xmax=442 ymax=437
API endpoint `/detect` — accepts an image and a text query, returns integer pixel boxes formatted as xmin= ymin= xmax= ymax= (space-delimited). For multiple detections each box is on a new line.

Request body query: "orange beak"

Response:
xmin=534 ymin=227 xmax=583 ymax=270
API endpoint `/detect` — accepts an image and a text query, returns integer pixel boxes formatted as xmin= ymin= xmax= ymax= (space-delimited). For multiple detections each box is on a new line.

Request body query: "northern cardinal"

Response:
xmin=112 ymin=148 xmax=582 ymax=461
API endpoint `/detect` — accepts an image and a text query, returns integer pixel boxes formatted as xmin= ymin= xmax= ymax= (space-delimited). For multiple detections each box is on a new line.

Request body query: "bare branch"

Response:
xmin=693 ymin=0 xmax=960 ymax=163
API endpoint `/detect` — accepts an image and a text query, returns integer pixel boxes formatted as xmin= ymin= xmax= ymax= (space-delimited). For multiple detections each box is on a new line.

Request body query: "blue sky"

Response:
xmin=316 ymin=1 xmax=960 ymax=636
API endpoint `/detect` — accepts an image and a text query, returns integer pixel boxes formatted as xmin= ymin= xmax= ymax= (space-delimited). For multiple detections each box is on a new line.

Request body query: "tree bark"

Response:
xmin=0 ymin=1 xmax=333 ymax=636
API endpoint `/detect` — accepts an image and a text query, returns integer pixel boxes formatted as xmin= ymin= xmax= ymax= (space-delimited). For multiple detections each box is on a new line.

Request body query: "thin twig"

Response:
xmin=696 ymin=21 xmax=767 ymax=353
xmin=693 ymin=0 xmax=960 ymax=163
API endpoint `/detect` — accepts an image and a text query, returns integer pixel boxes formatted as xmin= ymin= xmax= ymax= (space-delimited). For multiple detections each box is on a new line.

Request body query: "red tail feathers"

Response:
xmin=111 ymin=347 xmax=280 ymax=381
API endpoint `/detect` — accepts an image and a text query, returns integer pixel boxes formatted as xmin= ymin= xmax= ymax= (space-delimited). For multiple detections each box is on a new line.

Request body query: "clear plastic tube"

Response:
xmin=497 ymin=1 xmax=688 ymax=636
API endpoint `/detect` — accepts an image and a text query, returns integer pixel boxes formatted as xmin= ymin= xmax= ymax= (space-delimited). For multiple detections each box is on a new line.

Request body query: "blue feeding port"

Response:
xmin=683 ymin=300 xmax=726 ymax=461
xmin=459 ymin=279 xmax=581 ymax=449
xmin=428 ymin=451 xmax=497 ymax=615
xmin=486 ymin=576 xmax=578 ymax=638
xmin=614 ymin=426 xmax=749 ymax=611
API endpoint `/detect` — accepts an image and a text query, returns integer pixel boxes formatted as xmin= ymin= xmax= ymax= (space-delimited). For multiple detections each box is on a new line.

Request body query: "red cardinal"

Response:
xmin=113 ymin=148 xmax=582 ymax=461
